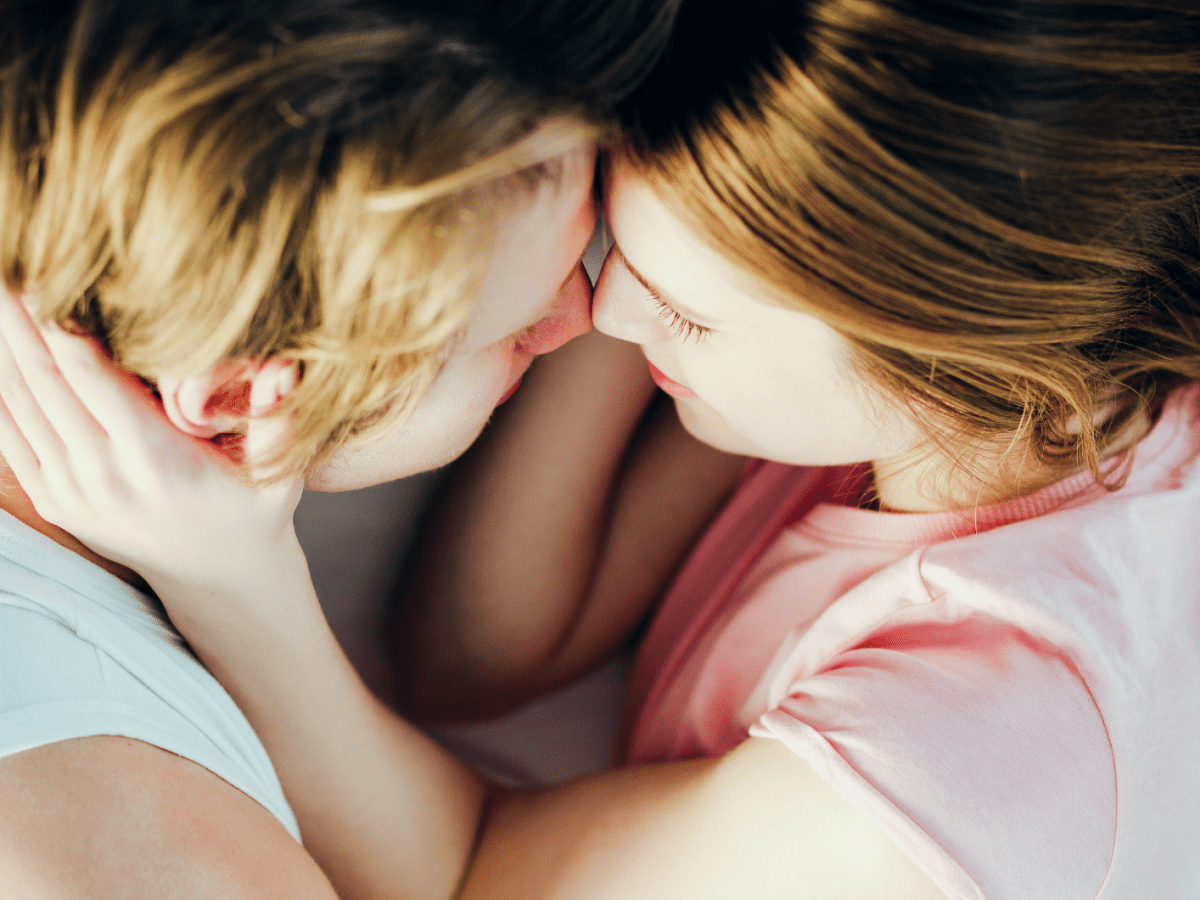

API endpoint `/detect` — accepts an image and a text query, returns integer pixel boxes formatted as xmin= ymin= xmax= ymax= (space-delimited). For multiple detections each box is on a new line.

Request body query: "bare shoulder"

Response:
xmin=0 ymin=735 xmax=337 ymax=900
xmin=467 ymin=736 xmax=950 ymax=900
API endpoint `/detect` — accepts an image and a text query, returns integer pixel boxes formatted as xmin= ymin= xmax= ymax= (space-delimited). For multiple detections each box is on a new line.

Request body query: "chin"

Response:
xmin=304 ymin=459 xmax=426 ymax=493
xmin=674 ymin=401 xmax=760 ymax=457
xmin=304 ymin=416 xmax=489 ymax=492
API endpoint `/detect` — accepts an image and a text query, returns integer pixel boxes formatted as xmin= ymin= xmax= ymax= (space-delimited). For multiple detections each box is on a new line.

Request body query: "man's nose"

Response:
xmin=515 ymin=263 xmax=593 ymax=356
xmin=591 ymin=249 xmax=673 ymax=345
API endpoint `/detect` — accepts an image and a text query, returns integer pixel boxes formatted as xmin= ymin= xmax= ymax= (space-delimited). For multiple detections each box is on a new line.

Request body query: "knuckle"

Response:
xmin=22 ymin=357 xmax=62 ymax=394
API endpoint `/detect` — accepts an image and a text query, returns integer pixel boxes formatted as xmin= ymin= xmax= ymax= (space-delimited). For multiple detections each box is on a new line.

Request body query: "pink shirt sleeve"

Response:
xmin=753 ymin=613 xmax=1116 ymax=900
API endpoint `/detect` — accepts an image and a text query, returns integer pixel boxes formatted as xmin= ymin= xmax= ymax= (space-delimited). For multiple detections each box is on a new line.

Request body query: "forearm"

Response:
xmin=152 ymin=546 xmax=486 ymax=900
xmin=0 ymin=297 xmax=485 ymax=900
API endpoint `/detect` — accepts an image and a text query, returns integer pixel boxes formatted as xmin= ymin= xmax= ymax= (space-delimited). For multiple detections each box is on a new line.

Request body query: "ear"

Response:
xmin=158 ymin=357 xmax=298 ymax=438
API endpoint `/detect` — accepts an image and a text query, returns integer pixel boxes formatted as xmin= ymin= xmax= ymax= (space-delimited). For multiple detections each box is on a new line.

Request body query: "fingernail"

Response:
xmin=18 ymin=292 xmax=42 ymax=317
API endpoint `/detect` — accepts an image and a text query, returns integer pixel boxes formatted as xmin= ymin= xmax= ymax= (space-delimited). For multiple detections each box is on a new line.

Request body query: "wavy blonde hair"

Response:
xmin=623 ymin=0 xmax=1200 ymax=499
xmin=0 ymin=0 xmax=624 ymax=479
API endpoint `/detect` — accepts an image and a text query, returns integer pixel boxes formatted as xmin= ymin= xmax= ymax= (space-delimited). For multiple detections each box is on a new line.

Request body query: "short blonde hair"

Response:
xmin=623 ymin=0 xmax=1200 ymax=495
xmin=2 ymin=1 xmax=605 ymax=479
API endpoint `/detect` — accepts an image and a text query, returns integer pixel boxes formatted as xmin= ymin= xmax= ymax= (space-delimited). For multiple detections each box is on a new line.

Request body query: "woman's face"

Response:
xmin=305 ymin=144 xmax=597 ymax=491
xmin=592 ymin=156 xmax=923 ymax=468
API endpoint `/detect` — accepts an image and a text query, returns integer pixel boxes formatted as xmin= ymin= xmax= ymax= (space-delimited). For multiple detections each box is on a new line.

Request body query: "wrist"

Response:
xmin=146 ymin=532 xmax=318 ymax=634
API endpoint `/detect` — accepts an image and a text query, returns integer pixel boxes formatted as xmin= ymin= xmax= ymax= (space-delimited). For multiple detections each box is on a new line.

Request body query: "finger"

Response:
xmin=0 ymin=293 xmax=109 ymax=464
xmin=248 ymin=357 xmax=297 ymax=418
xmin=243 ymin=408 xmax=297 ymax=483
xmin=38 ymin=323 xmax=166 ymax=453
xmin=0 ymin=388 xmax=91 ymax=524
xmin=0 ymin=307 xmax=76 ymax=476
xmin=245 ymin=358 xmax=298 ymax=482
xmin=0 ymin=390 xmax=46 ymax=491
xmin=38 ymin=325 xmax=238 ymax=502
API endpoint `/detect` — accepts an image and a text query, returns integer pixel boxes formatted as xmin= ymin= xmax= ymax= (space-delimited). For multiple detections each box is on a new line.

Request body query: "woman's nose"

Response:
xmin=591 ymin=249 xmax=672 ymax=345
xmin=515 ymin=262 xmax=593 ymax=356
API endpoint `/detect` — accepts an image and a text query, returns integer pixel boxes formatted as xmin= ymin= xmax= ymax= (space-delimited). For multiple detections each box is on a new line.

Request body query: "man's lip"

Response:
xmin=647 ymin=361 xmax=697 ymax=399
xmin=496 ymin=376 xmax=523 ymax=405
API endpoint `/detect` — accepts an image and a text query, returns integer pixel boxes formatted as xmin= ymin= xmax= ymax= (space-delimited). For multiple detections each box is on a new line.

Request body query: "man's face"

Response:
xmin=304 ymin=144 xmax=597 ymax=491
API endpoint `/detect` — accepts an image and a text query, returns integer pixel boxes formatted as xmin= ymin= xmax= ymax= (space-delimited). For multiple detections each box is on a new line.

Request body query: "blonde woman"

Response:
xmin=0 ymin=0 xmax=672 ymax=896
xmin=7 ymin=1 xmax=1200 ymax=899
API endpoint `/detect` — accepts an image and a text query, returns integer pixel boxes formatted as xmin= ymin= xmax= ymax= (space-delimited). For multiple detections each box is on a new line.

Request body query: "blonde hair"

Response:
xmin=1 ymin=1 xmax=613 ymax=479
xmin=623 ymin=0 xmax=1200 ymax=497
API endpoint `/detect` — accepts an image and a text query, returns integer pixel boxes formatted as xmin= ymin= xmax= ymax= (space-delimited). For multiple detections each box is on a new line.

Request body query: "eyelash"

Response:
xmin=650 ymin=294 xmax=711 ymax=343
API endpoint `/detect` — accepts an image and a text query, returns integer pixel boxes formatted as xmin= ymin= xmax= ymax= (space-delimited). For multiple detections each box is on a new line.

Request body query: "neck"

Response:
xmin=871 ymin=406 xmax=1153 ymax=513
xmin=871 ymin=447 xmax=1037 ymax=513
xmin=0 ymin=463 xmax=150 ymax=591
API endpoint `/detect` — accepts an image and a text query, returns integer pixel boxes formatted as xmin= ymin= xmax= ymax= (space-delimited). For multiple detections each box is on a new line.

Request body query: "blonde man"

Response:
xmin=0 ymin=0 xmax=673 ymax=896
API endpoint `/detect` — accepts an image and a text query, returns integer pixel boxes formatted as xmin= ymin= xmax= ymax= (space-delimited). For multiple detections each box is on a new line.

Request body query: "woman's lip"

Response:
xmin=647 ymin=361 xmax=697 ymax=399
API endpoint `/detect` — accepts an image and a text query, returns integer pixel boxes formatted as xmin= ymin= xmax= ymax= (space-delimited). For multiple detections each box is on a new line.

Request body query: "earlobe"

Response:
xmin=249 ymin=357 xmax=299 ymax=417
xmin=158 ymin=357 xmax=298 ymax=438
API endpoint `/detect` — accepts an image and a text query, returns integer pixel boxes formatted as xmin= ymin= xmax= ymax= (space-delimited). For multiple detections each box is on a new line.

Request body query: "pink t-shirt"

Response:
xmin=624 ymin=384 xmax=1200 ymax=900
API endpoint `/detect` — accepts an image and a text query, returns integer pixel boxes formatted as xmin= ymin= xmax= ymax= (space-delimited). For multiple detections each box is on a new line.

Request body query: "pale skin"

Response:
xmin=0 ymin=298 xmax=951 ymax=900
xmin=390 ymin=329 xmax=749 ymax=723
xmin=389 ymin=154 xmax=1059 ymax=722
xmin=0 ymin=148 xmax=598 ymax=900
xmin=0 ymin=185 xmax=953 ymax=899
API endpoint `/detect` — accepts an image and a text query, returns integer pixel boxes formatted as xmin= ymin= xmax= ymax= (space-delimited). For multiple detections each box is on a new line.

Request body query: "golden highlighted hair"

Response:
xmin=0 ymin=0 xmax=673 ymax=479
xmin=623 ymin=0 xmax=1200 ymax=496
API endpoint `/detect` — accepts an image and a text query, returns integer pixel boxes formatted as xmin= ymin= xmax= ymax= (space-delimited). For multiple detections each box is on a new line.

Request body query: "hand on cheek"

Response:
xmin=0 ymin=287 xmax=303 ymax=591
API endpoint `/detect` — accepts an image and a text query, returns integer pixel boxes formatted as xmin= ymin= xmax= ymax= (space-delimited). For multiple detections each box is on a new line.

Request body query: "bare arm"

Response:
xmin=467 ymin=738 xmax=948 ymax=900
xmin=0 ymin=294 xmax=948 ymax=900
xmin=165 ymin=586 xmax=950 ymax=900
xmin=0 ymin=736 xmax=337 ymax=900
xmin=392 ymin=330 xmax=746 ymax=722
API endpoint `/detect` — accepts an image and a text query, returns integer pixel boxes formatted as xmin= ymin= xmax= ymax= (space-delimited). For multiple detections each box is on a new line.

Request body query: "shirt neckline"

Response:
xmin=0 ymin=506 xmax=172 ymax=635
xmin=798 ymin=383 xmax=1196 ymax=547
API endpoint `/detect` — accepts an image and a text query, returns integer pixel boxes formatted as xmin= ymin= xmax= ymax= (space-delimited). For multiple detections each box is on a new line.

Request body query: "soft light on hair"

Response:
xmin=0 ymin=1 xmax=615 ymax=480
xmin=623 ymin=0 xmax=1200 ymax=500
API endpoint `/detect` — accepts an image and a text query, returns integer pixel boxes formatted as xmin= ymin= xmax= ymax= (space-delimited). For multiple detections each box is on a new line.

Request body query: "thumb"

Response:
xmin=243 ymin=358 xmax=298 ymax=479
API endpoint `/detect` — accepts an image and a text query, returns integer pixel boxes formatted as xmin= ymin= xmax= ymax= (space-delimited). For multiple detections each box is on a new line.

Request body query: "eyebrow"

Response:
xmin=613 ymin=244 xmax=715 ymax=325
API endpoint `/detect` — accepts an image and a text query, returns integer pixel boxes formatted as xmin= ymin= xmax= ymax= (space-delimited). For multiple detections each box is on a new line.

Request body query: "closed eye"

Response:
xmin=651 ymin=294 xmax=711 ymax=343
